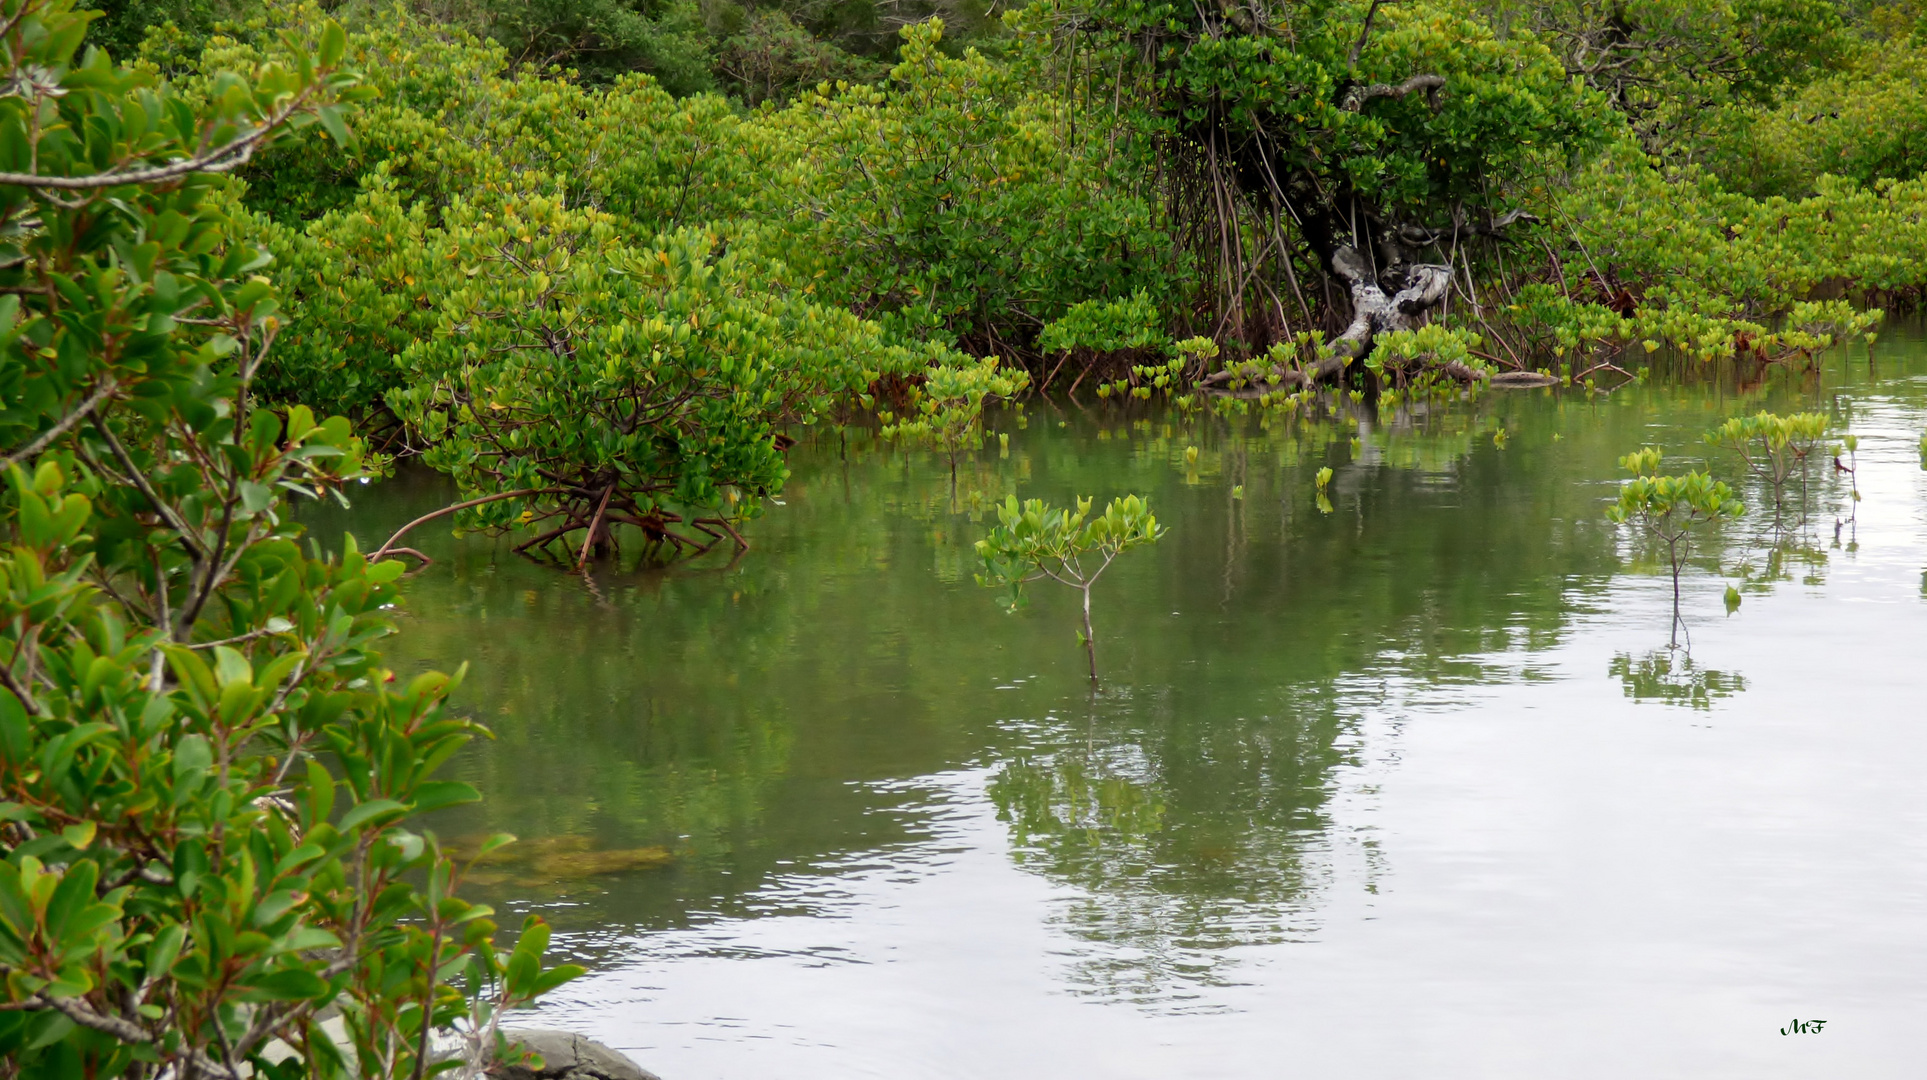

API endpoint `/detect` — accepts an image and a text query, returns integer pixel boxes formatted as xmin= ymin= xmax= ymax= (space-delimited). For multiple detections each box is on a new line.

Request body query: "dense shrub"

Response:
xmin=0 ymin=4 xmax=577 ymax=1077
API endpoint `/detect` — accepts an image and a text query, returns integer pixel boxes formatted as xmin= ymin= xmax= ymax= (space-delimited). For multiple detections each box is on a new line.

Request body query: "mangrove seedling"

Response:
xmin=1607 ymin=448 xmax=1743 ymax=646
xmin=1837 ymin=432 xmax=1860 ymax=500
xmin=975 ymin=494 xmax=1166 ymax=684
xmin=882 ymin=355 xmax=1030 ymax=489
xmin=1704 ymin=411 xmax=1828 ymax=516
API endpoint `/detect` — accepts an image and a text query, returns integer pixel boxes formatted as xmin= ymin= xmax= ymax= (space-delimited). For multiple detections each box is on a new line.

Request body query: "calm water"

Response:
xmin=314 ymin=337 xmax=1927 ymax=1078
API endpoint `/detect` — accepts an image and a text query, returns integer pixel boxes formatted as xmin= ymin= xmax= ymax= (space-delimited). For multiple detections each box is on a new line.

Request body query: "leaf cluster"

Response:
xmin=879 ymin=355 xmax=1030 ymax=465
xmin=1703 ymin=409 xmax=1829 ymax=511
xmin=0 ymin=7 xmax=579 ymax=1076
xmin=974 ymin=493 xmax=1163 ymax=606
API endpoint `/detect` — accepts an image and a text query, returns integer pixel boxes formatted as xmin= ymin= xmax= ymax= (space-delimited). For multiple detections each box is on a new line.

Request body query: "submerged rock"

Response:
xmin=446 ymin=832 xmax=677 ymax=879
xmin=490 ymin=1029 xmax=661 ymax=1080
xmin=531 ymin=846 xmax=674 ymax=877
xmin=1489 ymin=370 xmax=1562 ymax=387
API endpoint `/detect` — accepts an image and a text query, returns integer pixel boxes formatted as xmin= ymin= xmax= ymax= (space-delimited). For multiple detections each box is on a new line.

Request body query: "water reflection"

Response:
xmin=296 ymin=335 xmax=1927 ymax=1075
xmin=1609 ymin=650 xmax=1749 ymax=709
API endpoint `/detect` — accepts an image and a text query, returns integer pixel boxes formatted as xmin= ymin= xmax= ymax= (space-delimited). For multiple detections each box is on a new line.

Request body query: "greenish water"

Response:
xmin=312 ymin=337 xmax=1927 ymax=1078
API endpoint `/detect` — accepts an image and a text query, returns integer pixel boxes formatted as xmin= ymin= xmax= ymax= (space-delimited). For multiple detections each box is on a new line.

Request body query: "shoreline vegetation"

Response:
xmin=2 ymin=0 xmax=1922 ymax=1074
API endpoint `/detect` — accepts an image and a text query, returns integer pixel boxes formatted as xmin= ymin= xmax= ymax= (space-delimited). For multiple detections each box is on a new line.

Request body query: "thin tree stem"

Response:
xmin=373 ymin=488 xmax=571 ymax=559
xmin=1082 ymin=584 xmax=1098 ymax=685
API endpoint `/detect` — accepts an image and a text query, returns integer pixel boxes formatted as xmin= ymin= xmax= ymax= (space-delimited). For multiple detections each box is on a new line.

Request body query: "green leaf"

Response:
xmin=44 ymin=860 xmax=100 ymax=940
xmin=173 ymin=735 xmax=213 ymax=791
xmin=238 ymin=481 xmax=274 ymax=514
xmin=319 ymin=20 xmax=347 ymax=67
xmin=411 ymin=780 xmax=481 ymax=814
xmin=531 ymin=963 xmax=587 ymax=996
xmin=316 ymin=105 xmax=352 ymax=148
xmin=303 ymin=759 xmax=336 ymax=830
xmin=477 ymin=833 xmax=517 ymax=858
xmin=0 ymin=695 xmax=29 ymax=766
xmin=337 ymin=798 xmax=407 ymax=833
xmin=213 ymin=646 xmax=253 ymax=688
xmin=239 ymin=967 xmax=330 ymax=1001
xmin=146 ymin=924 xmax=187 ymax=978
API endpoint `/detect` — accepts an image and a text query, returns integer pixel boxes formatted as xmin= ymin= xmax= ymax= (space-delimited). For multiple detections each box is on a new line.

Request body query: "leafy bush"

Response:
xmin=386 ymin=221 xmax=907 ymax=561
xmin=715 ymin=9 xmax=885 ymax=106
xmin=1037 ymin=292 xmax=1166 ymax=357
xmin=0 ymin=6 xmax=575 ymax=1076
xmin=244 ymin=15 xmax=769 ymax=415
xmin=1700 ymin=40 xmax=1927 ymax=198
xmin=1365 ymin=326 xmax=1490 ymax=388
xmin=1501 ymin=0 xmax=1850 ymax=152
xmin=1551 ymin=143 xmax=1911 ymax=361
xmin=1704 ymin=411 xmax=1831 ymax=515
xmin=757 ymin=21 xmax=1172 ymax=355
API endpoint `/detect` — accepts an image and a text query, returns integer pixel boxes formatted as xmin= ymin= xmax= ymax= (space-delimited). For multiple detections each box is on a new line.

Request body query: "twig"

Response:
xmin=39 ymin=995 xmax=241 ymax=1080
xmin=90 ymin=415 xmax=209 ymax=561
xmin=372 ymin=488 xmax=570 ymax=559
xmin=1348 ymin=0 xmax=1390 ymax=67
xmin=0 ymin=84 xmax=322 ymax=191
xmin=0 ymin=661 xmax=43 ymax=716
xmin=0 ymin=378 xmax=118 ymax=471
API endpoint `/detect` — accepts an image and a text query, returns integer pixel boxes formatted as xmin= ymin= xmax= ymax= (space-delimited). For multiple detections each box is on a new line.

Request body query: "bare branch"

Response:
xmin=40 ymin=995 xmax=242 ymax=1080
xmin=574 ymin=483 xmax=616 ymax=569
xmin=0 ymin=660 xmax=43 ymax=716
xmin=0 ymin=378 xmax=117 ymax=471
xmin=90 ymin=415 xmax=210 ymax=562
xmin=1341 ymin=73 xmax=1445 ymax=112
xmin=1348 ymin=0 xmax=1393 ymax=67
xmin=0 ymin=84 xmax=322 ymax=192
xmin=372 ymin=488 xmax=572 ymax=559
xmin=1393 ymin=208 xmax=1538 ymax=247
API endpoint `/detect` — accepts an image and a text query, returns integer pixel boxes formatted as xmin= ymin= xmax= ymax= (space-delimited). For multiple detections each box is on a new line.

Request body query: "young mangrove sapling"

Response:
xmin=975 ymin=495 xmax=1165 ymax=683
xmin=1606 ymin=448 xmax=1743 ymax=646
xmin=1704 ymin=411 xmax=1828 ymax=518
xmin=881 ymin=356 xmax=1029 ymax=491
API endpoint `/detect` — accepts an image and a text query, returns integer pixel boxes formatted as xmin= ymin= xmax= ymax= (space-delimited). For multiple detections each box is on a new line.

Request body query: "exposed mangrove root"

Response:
xmin=375 ymin=546 xmax=432 ymax=569
xmin=373 ymin=481 xmax=752 ymax=571
xmin=514 ymin=505 xmax=749 ymax=566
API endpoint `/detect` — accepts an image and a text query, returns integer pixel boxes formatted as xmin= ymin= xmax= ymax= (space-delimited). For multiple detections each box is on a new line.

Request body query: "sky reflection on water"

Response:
xmin=314 ymin=342 xmax=1927 ymax=1078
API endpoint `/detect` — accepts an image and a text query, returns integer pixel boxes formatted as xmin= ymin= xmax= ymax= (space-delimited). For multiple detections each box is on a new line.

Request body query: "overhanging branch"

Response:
xmin=0 ymin=83 xmax=321 ymax=192
xmin=372 ymin=487 xmax=572 ymax=560
xmin=40 ymin=995 xmax=242 ymax=1080
xmin=0 ymin=378 xmax=118 ymax=471
xmin=1341 ymin=73 xmax=1445 ymax=112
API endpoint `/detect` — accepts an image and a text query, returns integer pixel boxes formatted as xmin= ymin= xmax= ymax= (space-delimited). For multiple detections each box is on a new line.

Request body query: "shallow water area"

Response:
xmin=313 ymin=337 xmax=1927 ymax=1079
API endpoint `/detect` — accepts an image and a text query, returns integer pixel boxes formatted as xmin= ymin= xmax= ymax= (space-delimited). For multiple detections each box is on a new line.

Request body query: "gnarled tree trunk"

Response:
xmin=1200 ymin=245 xmax=1455 ymax=393
xmin=1313 ymin=247 xmax=1452 ymax=377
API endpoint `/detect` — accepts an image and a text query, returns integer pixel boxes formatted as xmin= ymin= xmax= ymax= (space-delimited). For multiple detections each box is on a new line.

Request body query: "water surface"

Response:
xmin=315 ymin=338 xmax=1927 ymax=1078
